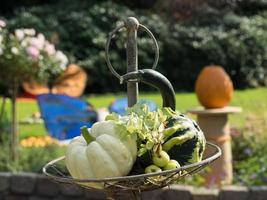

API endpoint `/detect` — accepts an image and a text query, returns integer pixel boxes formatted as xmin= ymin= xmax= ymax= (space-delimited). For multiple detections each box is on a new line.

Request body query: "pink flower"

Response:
xmin=37 ymin=33 xmax=45 ymax=44
xmin=27 ymin=46 xmax=39 ymax=60
xmin=44 ymin=42 xmax=55 ymax=55
xmin=15 ymin=29 xmax=24 ymax=40
xmin=0 ymin=20 xmax=6 ymax=28
xmin=55 ymin=50 xmax=68 ymax=70
xmin=29 ymin=35 xmax=44 ymax=50
xmin=23 ymin=29 xmax=35 ymax=36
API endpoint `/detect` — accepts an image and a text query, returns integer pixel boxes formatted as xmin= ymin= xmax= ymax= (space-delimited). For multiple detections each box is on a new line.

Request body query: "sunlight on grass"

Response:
xmin=230 ymin=88 xmax=267 ymax=128
xmin=1 ymin=87 xmax=267 ymax=139
xmin=88 ymin=92 xmax=199 ymax=112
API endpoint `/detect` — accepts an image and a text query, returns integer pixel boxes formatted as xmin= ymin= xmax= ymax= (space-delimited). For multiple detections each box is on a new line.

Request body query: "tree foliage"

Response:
xmin=2 ymin=0 xmax=267 ymax=93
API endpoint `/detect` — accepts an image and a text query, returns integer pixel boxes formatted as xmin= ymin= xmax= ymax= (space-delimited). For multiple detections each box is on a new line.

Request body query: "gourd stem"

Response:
xmin=163 ymin=133 xmax=194 ymax=152
xmin=81 ymin=126 xmax=95 ymax=144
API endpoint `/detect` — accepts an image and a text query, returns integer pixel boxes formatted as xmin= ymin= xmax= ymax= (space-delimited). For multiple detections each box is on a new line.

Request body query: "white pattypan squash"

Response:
xmin=65 ymin=120 xmax=137 ymax=182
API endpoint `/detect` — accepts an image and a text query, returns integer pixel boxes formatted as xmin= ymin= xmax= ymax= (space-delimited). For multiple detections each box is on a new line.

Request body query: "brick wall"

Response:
xmin=0 ymin=173 xmax=266 ymax=200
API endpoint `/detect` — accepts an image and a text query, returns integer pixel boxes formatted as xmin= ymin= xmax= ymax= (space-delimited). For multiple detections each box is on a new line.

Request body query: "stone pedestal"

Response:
xmin=187 ymin=107 xmax=242 ymax=186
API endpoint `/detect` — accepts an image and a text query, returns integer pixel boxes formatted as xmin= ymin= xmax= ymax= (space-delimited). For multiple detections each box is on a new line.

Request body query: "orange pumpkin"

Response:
xmin=195 ymin=65 xmax=233 ymax=108
xmin=52 ymin=64 xmax=87 ymax=98
xmin=22 ymin=80 xmax=49 ymax=96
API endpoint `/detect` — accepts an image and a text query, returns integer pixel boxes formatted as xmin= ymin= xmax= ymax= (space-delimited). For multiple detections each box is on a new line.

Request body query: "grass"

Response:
xmin=230 ymin=88 xmax=267 ymax=126
xmin=1 ymin=87 xmax=267 ymax=139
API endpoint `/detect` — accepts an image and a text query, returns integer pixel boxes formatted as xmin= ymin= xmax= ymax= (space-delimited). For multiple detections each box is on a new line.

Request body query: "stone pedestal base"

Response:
xmin=187 ymin=107 xmax=242 ymax=186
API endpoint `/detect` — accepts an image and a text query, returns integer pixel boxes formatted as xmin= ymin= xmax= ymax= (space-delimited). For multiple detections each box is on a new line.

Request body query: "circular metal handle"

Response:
xmin=105 ymin=23 xmax=159 ymax=81
xmin=139 ymin=24 xmax=159 ymax=70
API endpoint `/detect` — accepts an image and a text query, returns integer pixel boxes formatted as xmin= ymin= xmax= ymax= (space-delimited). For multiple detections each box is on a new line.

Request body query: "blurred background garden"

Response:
xmin=0 ymin=0 xmax=267 ymax=188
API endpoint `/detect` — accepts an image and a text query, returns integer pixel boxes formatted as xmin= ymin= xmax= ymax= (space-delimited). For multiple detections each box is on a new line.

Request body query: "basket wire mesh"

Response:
xmin=43 ymin=142 xmax=221 ymax=195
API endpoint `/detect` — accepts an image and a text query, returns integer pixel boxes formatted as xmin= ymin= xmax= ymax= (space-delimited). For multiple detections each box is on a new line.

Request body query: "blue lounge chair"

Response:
xmin=37 ymin=93 xmax=97 ymax=140
xmin=108 ymin=97 xmax=158 ymax=115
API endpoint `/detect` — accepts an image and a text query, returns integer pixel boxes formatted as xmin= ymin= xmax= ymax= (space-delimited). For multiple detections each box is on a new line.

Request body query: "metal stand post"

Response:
xmin=125 ymin=17 xmax=139 ymax=107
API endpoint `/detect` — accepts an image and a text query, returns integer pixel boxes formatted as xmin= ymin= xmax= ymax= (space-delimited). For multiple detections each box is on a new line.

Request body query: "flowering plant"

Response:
xmin=0 ymin=19 xmax=68 ymax=162
xmin=0 ymin=19 xmax=68 ymax=84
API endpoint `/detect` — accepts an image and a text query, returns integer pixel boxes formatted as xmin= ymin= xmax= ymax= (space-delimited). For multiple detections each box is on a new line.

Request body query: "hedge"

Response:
xmin=2 ymin=0 xmax=267 ymax=93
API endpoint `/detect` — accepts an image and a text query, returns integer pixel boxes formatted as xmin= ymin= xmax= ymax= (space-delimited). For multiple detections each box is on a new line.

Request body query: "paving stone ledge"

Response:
xmin=0 ymin=173 xmax=266 ymax=199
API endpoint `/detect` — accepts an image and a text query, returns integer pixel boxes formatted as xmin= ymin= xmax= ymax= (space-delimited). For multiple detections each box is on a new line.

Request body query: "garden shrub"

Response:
xmin=3 ymin=0 xmax=267 ymax=93
xmin=231 ymin=116 xmax=267 ymax=186
xmin=0 ymin=100 xmax=64 ymax=173
xmin=234 ymin=0 xmax=267 ymax=16
xmin=165 ymin=10 xmax=267 ymax=90
xmin=7 ymin=1 xmax=164 ymax=93
xmin=0 ymin=139 xmax=65 ymax=172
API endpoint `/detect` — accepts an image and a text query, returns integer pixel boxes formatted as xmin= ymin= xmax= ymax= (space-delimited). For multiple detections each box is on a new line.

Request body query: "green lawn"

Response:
xmin=2 ymin=87 xmax=267 ymax=139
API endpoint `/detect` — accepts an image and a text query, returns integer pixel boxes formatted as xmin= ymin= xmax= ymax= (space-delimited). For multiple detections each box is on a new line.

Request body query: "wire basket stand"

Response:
xmin=43 ymin=17 xmax=222 ymax=200
xmin=43 ymin=142 xmax=221 ymax=199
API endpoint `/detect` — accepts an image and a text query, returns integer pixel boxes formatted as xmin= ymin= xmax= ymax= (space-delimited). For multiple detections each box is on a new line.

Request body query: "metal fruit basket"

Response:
xmin=43 ymin=17 xmax=222 ymax=200
xmin=43 ymin=142 xmax=221 ymax=194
